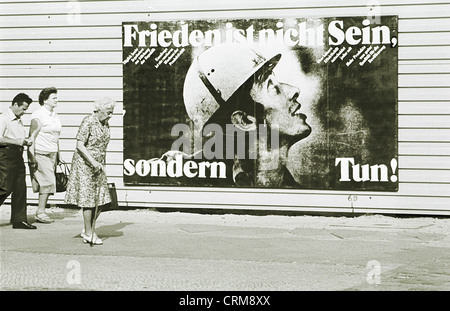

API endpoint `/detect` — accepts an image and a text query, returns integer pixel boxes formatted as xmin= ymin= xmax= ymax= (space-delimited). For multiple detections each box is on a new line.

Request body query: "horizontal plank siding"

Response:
xmin=1 ymin=0 xmax=449 ymax=216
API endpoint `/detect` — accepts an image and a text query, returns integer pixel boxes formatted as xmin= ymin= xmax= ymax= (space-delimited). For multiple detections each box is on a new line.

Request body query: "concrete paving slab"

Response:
xmin=1 ymin=205 xmax=449 ymax=291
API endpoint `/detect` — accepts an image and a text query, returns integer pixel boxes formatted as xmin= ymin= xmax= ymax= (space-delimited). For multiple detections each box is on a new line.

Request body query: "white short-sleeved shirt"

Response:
xmin=31 ymin=106 xmax=61 ymax=153
xmin=0 ymin=107 xmax=26 ymax=142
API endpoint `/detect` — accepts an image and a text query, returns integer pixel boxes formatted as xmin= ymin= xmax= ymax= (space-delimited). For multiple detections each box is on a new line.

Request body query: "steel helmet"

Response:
xmin=183 ymin=43 xmax=281 ymax=128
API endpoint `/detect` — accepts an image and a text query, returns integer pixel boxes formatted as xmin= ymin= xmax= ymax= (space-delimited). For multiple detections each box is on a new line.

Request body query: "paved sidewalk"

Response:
xmin=1 ymin=205 xmax=449 ymax=291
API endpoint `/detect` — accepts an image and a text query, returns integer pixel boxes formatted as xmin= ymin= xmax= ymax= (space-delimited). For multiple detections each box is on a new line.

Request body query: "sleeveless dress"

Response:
xmin=65 ymin=114 xmax=111 ymax=208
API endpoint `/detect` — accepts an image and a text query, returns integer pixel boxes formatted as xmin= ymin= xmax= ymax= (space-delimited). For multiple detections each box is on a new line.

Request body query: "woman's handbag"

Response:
xmin=55 ymin=161 xmax=70 ymax=192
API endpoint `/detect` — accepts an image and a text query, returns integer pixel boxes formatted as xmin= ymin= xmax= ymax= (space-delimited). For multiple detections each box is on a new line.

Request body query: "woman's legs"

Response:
xmin=35 ymin=193 xmax=54 ymax=223
xmin=34 ymin=153 xmax=57 ymax=220
xmin=82 ymin=207 xmax=101 ymax=237
xmin=82 ymin=208 xmax=93 ymax=236
xmin=36 ymin=193 xmax=50 ymax=215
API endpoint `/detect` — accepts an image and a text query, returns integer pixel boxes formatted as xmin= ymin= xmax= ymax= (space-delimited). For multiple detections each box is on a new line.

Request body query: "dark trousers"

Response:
xmin=0 ymin=146 xmax=28 ymax=223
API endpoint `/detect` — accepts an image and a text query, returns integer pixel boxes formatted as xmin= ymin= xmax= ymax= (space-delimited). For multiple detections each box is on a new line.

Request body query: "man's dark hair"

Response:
xmin=38 ymin=87 xmax=57 ymax=105
xmin=12 ymin=93 xmax=33 ymax=107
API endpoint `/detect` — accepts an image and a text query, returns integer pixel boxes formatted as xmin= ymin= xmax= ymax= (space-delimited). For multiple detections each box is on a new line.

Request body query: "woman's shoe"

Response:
xmin=35 ymin=213 xmax=54 ymax=223
xmin=82 ymin=232 xmax=103 ymax=245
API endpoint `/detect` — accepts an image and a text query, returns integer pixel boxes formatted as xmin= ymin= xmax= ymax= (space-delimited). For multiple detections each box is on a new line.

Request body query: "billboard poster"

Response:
xmin=122 ymin=16 xmax=398 ymax=191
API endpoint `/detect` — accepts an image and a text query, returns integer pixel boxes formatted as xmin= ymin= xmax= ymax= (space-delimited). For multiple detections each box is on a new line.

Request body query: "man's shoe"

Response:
xmin=12 ymin=221 xmax=37 ymax=229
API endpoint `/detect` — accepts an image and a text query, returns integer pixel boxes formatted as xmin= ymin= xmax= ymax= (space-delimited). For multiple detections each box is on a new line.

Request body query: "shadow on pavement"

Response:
xmin=92 ymin=221 xmax=134 ymax=240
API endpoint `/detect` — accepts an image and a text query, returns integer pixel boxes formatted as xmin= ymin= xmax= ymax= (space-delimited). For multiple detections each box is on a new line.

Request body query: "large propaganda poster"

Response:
xmin=122 ymin=16 xmax=398 ymax=191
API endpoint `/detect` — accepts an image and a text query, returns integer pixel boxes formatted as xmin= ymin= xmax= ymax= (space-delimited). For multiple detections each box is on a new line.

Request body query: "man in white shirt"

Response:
xmin=0 ymin=93 xmax=36 ymax=229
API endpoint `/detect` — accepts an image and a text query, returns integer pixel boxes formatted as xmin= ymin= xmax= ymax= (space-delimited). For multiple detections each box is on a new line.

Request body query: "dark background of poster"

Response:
xmin=292 ymin=16 xmax=398 ymax=191
xmin=123 ymin=17 xmax=398 ymax=191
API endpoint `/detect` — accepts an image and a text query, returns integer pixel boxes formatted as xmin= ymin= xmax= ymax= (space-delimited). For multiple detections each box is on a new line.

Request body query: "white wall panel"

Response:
xmin=1 ymin=0 xmax=450 ymax=215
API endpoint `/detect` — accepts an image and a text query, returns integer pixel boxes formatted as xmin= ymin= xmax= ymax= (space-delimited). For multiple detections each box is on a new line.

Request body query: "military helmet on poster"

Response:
xmin=183 ymin=43 xmax=281 ymax=128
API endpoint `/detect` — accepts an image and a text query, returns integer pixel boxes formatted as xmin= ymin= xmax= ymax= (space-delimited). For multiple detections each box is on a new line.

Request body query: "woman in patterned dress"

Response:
xmin=65 ymin=97 xmax=116 ymax=245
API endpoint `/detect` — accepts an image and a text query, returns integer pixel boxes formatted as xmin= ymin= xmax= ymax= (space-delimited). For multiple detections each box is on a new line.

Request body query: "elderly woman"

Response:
xmin=28 ymin=87 xmax=62 ymax=224
xmin=65 ymin=97 xmax=116 ymax=245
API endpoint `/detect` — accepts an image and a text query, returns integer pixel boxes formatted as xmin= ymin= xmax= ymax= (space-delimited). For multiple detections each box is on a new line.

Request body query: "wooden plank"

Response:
xmin=0 ymin=26 xmax=120 ymax=40
xmin=119 ymin=183 xmax=450 ymax=204
xmin=0 ymin=89 xmax=123 ymax=101
xmin=399 ymin=62 xmax=450 ymax=74
xmin=0 ymin=12 xmax=151 ymax=28
xmin=121 ymin=187 xmax=450 ymax=208
xmin=0 ymin=51 xmax=121 ymax=64
xmin=0 ymin=0 xmax=447 ymax=6
xmin=0 ymin=0 xmax=448 ymax=15
xmin=55 ymin=114 xmax=123 ymax=127
xmin=399 ymin=87 xmax=450 ymax=101
xmin=0 ymin=0 xmax=449 ymax=21
xmin=1 ymin=102 xmax=124 ymax=114
xmin=398 ymin=32 xmax=450 ymax=46
xmin=398 ymin=182 xmax=450 ymax=196
xmin=8 ymin=191 xmax=450 ymax=216
xmin=400 ymin=155 xmax=450 ymax=169
xmin=117 ymin=188 xmax=381 ymax=207
xmin=400 ymin=169 xmax=450 ymax=183
xmin=0 ymin=11 xmax=445 ymax=28
xmin=399 ymin=17 xmax=450 ymax=32
xmin=0 ymin=1 xmax=154 ymax=15
xmin=0 ymin=39 xmax=121 ymax=52
xmin=0 ymin=64 xmax=122 ymax=77
xmin=353 ymin=195 xmax=450 ymax=211
xmin=398 ymin=74 xmax=450 ymax=87
xmin=399 ymin=115 xmax=450 ymax=128
xmin=398 ymin=102 xmax=450 ymax=114
xmin=399 ymin=128 xmax=450 ymax=142
xmin=0 ymin=76 xmax=122 ymax=89
xmin=29 ymin=101 xmax=124 ymax=113
xmin=399 ymin=142 xmax=450 ymax=156
xmin=399 ymin=46 xmax=450 ymax=60
xmin=20 ymin=178 xmax=449 ymax=202
xmin=127 ymin=190 xmax=358 ymax=208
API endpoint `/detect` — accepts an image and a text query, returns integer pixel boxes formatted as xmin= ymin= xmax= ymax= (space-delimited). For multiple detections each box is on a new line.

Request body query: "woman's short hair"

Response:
xmin=94 ymin=97 xmax=116 ymax=112
xmin=38 ymin=87 xmax=57 ymax=105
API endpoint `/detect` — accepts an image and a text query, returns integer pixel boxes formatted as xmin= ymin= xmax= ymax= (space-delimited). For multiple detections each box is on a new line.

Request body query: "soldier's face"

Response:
xmin=250 ymin=72 xmax=311 ymax=139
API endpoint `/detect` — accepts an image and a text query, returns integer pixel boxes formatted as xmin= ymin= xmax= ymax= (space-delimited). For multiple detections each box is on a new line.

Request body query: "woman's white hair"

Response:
xmin=94 ymin=97 xmax=116 ymax=112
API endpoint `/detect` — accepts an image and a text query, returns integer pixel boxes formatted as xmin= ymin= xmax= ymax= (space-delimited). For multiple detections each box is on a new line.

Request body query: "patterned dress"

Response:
xmin=65 ymin=114 xmax=111 ymax=208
